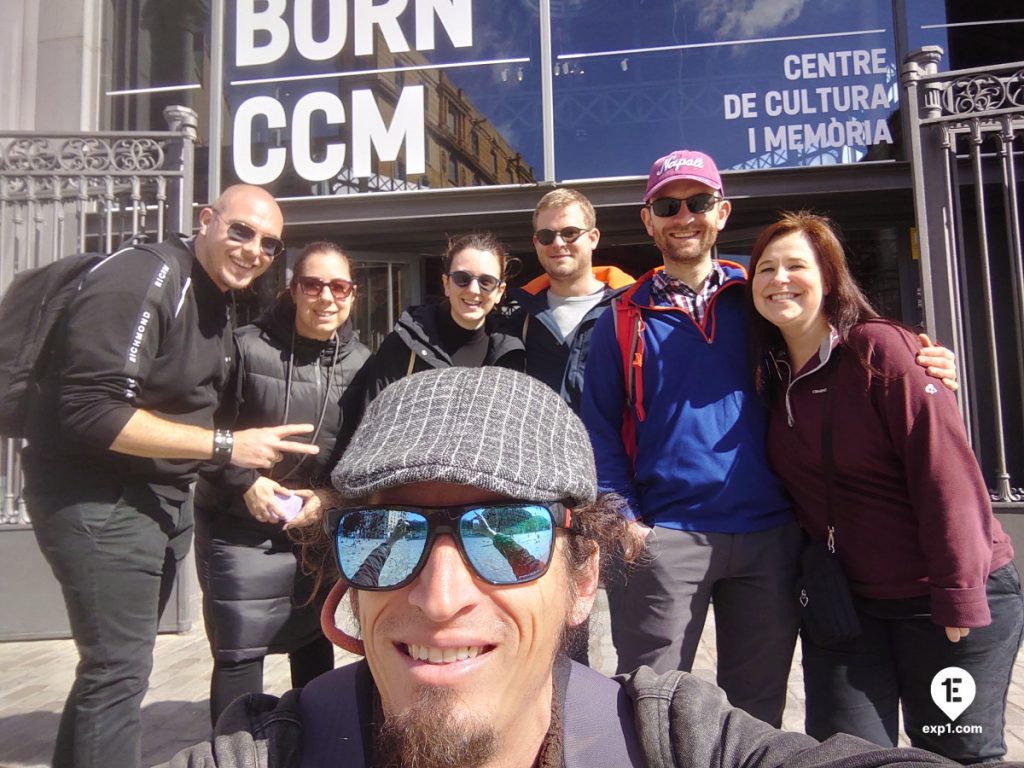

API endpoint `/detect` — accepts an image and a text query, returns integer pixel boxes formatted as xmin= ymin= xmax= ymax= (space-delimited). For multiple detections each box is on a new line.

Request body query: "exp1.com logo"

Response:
xmin=921 ymin=667 xmax=983 ymax=736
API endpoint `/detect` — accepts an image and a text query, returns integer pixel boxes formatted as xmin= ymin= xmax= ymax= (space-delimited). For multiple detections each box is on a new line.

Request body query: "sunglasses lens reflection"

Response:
xmin=460 ymin=505 xmax=552 ymax=583
xmin=297 ymin=277 xmax=354 ymax=299
xmin=333 ymin=505 xmax=556 ymax=588
xmin=650 ymin=194 xmax=717 ymax=217
xmin=225 ymin=221 xmax=284 ymax=258
xmin=535 ymin=227 xmax=585 ymax=245
xmin=337 ymin=511 xmax=426 ymax=589
xmin=449 ymin=271 xmax=499 ymax=292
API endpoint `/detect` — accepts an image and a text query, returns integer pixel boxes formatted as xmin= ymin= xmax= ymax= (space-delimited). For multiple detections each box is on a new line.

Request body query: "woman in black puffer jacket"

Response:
xmin=194 ymin=241 xmax=371 ymax=725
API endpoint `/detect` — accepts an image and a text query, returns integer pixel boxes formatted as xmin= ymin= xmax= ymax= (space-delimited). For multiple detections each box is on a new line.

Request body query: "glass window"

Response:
xmin=551 ymin=1 xmax=900 ymax=179
xmin=903 ymin=1 xmax=1024 ymax=71
xmin=219 ymin=1 xmax=542 ymax=197
xmin=351 ymin=260 xmax=412 ymax=351
xmin=448 ymin=154 xmax=459 ymax=185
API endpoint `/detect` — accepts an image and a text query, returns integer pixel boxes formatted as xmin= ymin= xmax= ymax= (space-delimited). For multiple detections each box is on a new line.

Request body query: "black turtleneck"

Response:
xmin=437 ymin=303 xmax=489 ymax=367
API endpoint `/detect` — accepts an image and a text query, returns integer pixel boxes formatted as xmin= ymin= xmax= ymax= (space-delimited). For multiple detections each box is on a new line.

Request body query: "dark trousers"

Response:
xmin=27 ymin=479 xmax=193 ymax=768
xmin=608 ymin=520 xmax=803 ymax=727
xmin=209 ymin=635 xmax=336 ymax=725
xmin=802 ymin=563 xmax=1024 ymax=763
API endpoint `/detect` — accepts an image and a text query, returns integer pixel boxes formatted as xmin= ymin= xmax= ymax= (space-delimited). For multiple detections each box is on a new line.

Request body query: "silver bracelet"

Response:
xmin=212 ymin=429 xmax=233 ymax=466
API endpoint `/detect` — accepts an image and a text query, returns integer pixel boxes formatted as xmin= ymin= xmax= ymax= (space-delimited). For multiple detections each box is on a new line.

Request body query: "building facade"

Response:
xmin=1 ymin=0 xmax=1021 ymax=505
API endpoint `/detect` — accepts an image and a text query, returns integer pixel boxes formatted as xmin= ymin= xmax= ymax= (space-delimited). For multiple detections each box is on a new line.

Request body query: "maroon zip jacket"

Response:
xmin=766 ymin=320 xmax=1013 ymax=628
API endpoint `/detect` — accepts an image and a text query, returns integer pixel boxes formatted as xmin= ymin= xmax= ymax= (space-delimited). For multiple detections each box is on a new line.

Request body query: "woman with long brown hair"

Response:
xmin=747 ymin=211 xmax=1022 ymax=762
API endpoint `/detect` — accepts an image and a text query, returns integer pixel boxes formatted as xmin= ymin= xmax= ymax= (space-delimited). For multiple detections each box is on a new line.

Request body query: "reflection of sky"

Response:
xmin=220 ymin=1 xmax=973 ymax=188
xmin=345 ymin=531 xmax=548 ymax=585
xmin=550 ymin=0 xmax=898 ymax=177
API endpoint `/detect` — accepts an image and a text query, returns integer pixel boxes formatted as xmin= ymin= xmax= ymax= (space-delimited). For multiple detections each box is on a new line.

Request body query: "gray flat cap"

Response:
xmin=332 ymin=367 xmax=596 ymax=507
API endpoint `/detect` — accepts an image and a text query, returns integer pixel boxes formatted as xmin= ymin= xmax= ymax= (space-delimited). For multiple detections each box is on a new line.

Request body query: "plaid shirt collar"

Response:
xmin=650 ymin=261 xmax=727 ymax=324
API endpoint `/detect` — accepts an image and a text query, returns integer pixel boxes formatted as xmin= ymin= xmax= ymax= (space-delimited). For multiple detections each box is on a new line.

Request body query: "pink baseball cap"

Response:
xmin=643 ymin=149 xmax=724 ymax=203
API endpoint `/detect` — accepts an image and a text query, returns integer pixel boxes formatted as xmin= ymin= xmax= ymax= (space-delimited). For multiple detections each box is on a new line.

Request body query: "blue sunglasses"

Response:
xmin=325 ymin=502 xmax=576 ymax=590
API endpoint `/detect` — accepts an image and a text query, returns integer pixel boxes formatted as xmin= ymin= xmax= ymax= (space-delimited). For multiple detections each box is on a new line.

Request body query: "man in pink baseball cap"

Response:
xmin=642 ymin=149 xmax=724 ymax=201
xmin=579 ymin=148 xmax=958 ymax=728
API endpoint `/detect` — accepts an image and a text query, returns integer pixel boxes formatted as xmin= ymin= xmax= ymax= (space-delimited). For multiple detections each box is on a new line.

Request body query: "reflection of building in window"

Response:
xmin=104 ymin=0 xmax=210 ymax=131
xmin=299 ymin=28 xmax=535 ymax=196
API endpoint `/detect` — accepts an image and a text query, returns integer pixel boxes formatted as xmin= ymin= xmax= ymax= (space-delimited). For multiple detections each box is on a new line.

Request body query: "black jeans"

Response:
xmin=27 ymin=479 xmax=193 ymax=768
xmin=209 ymin=635 xmax=335 ymax=725
xmin=802 ymin=563 xmax=1024 ymax=764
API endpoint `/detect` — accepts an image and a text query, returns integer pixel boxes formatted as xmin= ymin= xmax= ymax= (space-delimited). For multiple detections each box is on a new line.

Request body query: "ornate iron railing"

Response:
xmin=0 ymin=106 xmax=198 ymax=525
xmin=903 ymin=50 xmax=1024 ymax=505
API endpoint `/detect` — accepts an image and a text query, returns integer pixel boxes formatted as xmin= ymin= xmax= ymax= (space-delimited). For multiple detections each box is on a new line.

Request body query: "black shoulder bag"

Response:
xmin=795 ymin=354 xmax=862 ymax=646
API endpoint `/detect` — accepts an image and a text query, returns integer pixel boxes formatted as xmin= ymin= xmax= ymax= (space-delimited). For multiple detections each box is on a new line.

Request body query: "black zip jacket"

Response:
xmin=23 ymin=237 xmax=229 ymax=499
xmin=364 ymin=301 xmax=525 ymax=402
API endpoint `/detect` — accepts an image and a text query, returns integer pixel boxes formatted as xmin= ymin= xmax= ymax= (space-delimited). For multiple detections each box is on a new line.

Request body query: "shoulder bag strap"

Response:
xmin=562 ymin=660 xmax=645 ymax=768
xmin=821 ymin=351 xmax=839 ymax=552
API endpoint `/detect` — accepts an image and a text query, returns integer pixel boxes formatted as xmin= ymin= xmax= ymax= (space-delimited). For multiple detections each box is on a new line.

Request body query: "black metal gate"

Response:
xmin=902 ymin=48 xmax=1024 ymax=514
xmin=0 ymin=106 xmax=197 ymax=639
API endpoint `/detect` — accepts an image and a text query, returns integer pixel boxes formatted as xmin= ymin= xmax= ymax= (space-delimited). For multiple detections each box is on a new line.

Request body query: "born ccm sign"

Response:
xmin=232 ymin=0 xmax=472 ymax=185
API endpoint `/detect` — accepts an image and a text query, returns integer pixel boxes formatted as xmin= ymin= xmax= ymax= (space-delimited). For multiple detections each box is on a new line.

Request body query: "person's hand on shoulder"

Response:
xmin=916 ymin=333 xmax=959 ymax=392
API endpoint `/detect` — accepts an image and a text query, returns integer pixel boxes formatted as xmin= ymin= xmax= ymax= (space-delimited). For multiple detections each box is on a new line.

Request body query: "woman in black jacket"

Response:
xmin=364 ymin=231 xmax=524 ymax=400
xmin=194 ymin=241 xmax=371 ymax=725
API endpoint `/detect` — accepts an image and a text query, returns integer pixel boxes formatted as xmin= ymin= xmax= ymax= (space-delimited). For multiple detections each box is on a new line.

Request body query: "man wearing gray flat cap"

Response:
xmin=165 ymin=367 xmax=984 ymax=768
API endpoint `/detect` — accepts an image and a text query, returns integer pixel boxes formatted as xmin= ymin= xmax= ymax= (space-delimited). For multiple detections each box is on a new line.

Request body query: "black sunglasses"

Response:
xmin=214 ymin=211 xmax=285 ymax=258
xmin=534 ymin=226 xmax=592 ymax=246
xmin=295 ymin=276 xmax=356 ymax=300
xmin=446 ymin=270 xmax=502 ymax=293
xmin=648 ymin=193 xmax=721 ymax=218
xmin=325 ymin=502 xmax=576 ymax=590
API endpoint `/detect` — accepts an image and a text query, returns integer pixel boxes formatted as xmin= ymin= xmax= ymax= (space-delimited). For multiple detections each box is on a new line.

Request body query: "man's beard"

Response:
xmin=375 ymin=687 xmax=498 ymax=768
xmin=656 ymin=222 xmax=719 ymax=267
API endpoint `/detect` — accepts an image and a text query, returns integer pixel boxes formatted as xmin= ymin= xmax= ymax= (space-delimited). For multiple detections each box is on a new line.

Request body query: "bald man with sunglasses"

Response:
xmin=22 ymin=184 xmax=318 ymax=768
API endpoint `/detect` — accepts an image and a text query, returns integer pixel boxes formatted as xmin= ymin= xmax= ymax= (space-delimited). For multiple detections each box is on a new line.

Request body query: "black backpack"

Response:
xmin=0 ymin=241 xmax=180 ymax=438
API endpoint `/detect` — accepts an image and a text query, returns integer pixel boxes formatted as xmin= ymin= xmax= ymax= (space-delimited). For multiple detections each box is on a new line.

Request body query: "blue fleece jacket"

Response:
xmin=580 ymin=263 xmax=792 ymax=532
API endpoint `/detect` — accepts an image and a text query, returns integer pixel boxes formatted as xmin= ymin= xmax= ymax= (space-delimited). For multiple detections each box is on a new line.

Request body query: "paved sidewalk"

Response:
xmin=1 ymin=584 xmax=1022 ymax=767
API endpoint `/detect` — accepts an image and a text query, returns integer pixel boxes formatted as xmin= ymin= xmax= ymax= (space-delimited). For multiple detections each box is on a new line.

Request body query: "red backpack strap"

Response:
xmin=611 ymin=296 xmax=646 ymax=469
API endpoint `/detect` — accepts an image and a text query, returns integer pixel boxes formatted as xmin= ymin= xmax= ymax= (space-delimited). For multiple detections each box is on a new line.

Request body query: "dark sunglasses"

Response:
xmin=446 ymin=270 xmax=502 ymax=293
xmin=325 ymin=502 xmax=576 ymax=590
xmin=295 ymin=275 xmax=356 ymax=300
xmin=214 ymin=211 xmax=285 ymax=258
xmin=534 ymin=226 xmax=592 ymax=246
xmin=648 ymin=193 xmax=721 ymax=218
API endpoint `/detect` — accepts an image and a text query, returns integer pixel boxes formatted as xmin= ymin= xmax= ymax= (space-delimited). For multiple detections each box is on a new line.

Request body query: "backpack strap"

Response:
xmin=562 ymin=660 xmax=645 ymax=767
xmin=297 ymin=660 xmax=375 ymax=768
xmin=611 ymin=296 xmax=646 ymax=469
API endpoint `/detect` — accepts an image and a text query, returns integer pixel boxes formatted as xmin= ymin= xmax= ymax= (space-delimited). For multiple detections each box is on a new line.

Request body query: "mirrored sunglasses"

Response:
xmin=296 ymin=276 xmax=356 ymax=300
xmin=446 ymin=270 xmax=501 ymax=293
xmin=325 ymin=502 xmax=576 ymax=590
xmin=217 ymin=213 xmax=285 ymax=258
xmin=534 ymin=226 xmax=592 ymax=246
xmin=648 ymin=193 xmax=721 ymax=218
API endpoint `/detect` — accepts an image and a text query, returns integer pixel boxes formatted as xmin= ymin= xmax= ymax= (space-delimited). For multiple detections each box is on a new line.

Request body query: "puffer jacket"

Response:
xmin=194 ymin=302 xmax=371 ymax=662
xmin=364 ymin=301 xmax=525 ymax=401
